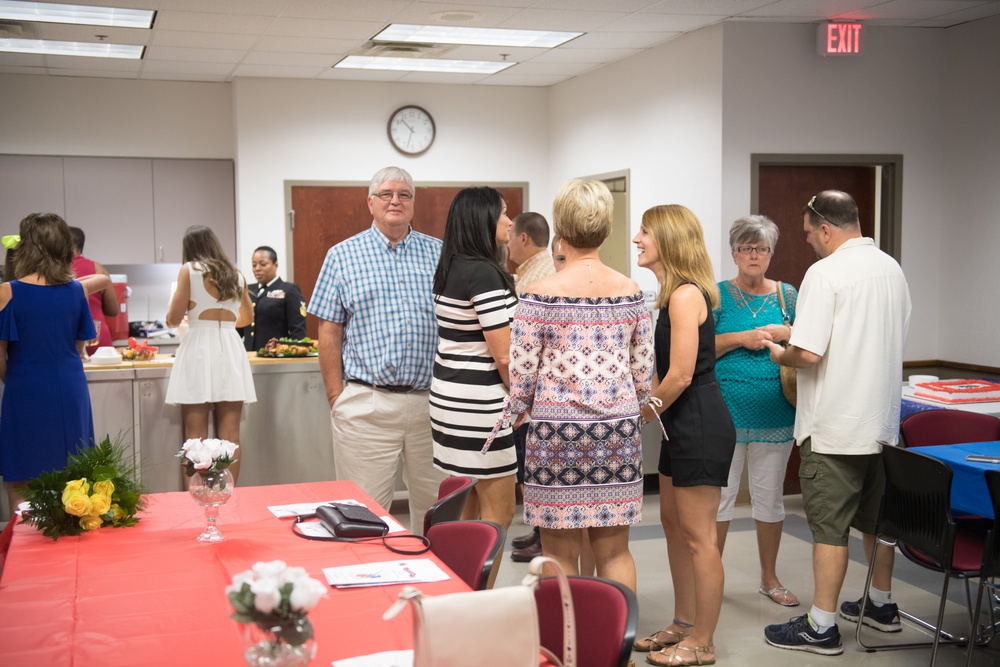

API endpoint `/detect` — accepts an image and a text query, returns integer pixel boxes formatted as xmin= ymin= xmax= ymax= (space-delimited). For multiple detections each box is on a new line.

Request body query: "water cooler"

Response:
xmin=108 ymin=274 xmax=129 ymax=341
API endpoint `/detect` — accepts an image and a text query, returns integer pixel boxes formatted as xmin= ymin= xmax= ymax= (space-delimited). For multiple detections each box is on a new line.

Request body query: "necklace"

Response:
xmin=735 ymin=282 xmax=771 ymax=319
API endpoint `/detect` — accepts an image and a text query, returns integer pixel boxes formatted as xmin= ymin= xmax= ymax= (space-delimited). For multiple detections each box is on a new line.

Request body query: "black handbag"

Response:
xmin=292 ymin=502 xmax=430 ymax=555
xmin=316 ymin=502 xmax=388 ymax=538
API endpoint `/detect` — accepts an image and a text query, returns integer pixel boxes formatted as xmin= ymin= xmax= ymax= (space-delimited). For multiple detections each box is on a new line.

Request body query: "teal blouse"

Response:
xmin=713 ymin=280 xmax=797 ymax=444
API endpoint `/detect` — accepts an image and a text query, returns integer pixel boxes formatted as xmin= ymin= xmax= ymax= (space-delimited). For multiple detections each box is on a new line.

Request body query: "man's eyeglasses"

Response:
xmin=372 ymin=190 xmax=414 ymax=202
xmin=736 ymin=245 xmax=771 ymax=256
xmin=807 ymin=195 xmax=831 ymax=224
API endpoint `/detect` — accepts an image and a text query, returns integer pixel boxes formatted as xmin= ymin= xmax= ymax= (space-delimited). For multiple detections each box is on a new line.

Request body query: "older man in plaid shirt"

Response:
xmin=308 ymin=166 xmax=445 ymax=534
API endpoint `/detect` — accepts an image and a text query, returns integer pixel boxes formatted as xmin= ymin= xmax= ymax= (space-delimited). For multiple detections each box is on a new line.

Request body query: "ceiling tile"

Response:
xmin=280 ymin=0 xmax=411 ymax=21
xmin=505 ymin=60 xmax=599 ymax=75
xmin=49 ymin=68 xmax=139 ymax=78
xmin=153 ymin=11 xmax=277 ymax=34
xmin=266 ymin=17 xmax=386 ymax=39
xmin=318 ymin=66 xmax=408 ymax=81
xmin=397 ymin=70 xmax=490 ymax=84
xmin=566 ymin=31 xmax=676 ymax=48
xmin=157 ymin=0 xmax=283 ymax=15
xmin=254 ymin=35 xmax=359 ymax=54
xmin=144 ymin=46 xmax=248 ymax=63
xmin=500 ymin=7 xmax=631 ymax=31
xmin=604 ymin=13 xmax=725 ymax=31
xmin=475 ymin=72 xmax=568 ymax=86
xmin=241 ymin=51 xmax=337 ymax=67
xmin=388 ymin=2 xmax=523 ymax=25
xmin=642 ymin=0 xmax=774 ymax=15
xmin=141 ymin=59 xmax=236 ymax=75
xmin=532 ymin=0 xmax=662 ymax=10
xmin=231 ymin=63 xmax=328 ymax=78
xmin=152 ymin=30 xmax=259 ymax=50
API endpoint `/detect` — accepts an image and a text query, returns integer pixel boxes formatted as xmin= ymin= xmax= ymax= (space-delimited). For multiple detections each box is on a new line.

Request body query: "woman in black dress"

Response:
xmin=632 ymin=205 xmax=736 ymax=667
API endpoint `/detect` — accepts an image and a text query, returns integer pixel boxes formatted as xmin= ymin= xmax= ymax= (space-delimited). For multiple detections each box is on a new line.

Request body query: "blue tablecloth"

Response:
xmin=919 ymin=441 xmax=1000 ymax=518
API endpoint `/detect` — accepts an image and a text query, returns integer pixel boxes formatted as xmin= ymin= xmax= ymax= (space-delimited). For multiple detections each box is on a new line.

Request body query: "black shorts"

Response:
xmin=657 ymin=379 xmax=736 ymax=487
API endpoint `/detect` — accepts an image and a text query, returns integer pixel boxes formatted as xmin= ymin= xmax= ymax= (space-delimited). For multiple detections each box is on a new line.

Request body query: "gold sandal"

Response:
xmin=633 ymin=628 xmax=690 ymax=652
xmin=646 ymin=644 xmax=716 ymax=666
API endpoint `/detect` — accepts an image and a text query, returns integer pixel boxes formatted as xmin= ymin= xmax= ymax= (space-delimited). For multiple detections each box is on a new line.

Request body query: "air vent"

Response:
xmin=0 ymin=20 xmax=37 ymax=39
xmin=354 ymin=41 xmax=455 ymax=59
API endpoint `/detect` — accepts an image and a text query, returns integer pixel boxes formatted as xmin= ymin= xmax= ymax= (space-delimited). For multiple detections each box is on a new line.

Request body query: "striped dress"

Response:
xmin=430 ymin=258 xmax=518 ymax=478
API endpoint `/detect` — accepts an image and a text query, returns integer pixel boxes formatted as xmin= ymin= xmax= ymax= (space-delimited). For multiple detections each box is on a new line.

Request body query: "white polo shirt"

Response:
xmin=790 ymin=237 xmax=911 ymax=455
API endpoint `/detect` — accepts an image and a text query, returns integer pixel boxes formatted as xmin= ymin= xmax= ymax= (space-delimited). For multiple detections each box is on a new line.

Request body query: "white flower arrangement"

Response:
xmin=176 ymin=438 xmax=239 ymax=475
xmin=227 ymin=560 xmax=327 ymax=644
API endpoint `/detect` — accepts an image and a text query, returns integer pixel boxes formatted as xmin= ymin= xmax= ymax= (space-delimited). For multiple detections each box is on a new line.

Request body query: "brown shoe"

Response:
xmin=510 ymin=539 xmax=542 ymax=562
xmin=511 ymin=528 xmax=540 ymax=550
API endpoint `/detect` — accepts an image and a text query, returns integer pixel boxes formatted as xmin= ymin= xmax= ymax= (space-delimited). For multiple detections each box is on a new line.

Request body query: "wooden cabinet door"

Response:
xmin=291 ymin=184 xmax=523 ymax=339
xmin=64 ymin=157 xmax=155 ymax=264
xmin=152 ymin=159 xmax=236 ymax=263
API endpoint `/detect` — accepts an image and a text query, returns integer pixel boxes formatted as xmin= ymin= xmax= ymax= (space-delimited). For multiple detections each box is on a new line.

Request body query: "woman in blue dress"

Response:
xmin=713 ymin=215 xmax=799 ymax=608
xmin=1 ymin=213 xmax=97 ymax=512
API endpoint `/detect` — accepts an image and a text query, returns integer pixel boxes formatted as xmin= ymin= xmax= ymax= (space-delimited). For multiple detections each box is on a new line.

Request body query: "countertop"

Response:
xmin=83 ymin=352 xmax=318 ymax=370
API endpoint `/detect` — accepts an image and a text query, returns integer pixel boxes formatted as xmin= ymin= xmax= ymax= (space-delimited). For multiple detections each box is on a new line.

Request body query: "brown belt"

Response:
xmin=347 ymin=379 xmax=418 ymax=393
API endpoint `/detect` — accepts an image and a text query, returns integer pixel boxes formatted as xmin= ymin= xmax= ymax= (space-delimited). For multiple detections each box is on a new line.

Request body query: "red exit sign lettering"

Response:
xmin=817 ymin=22 xmax=863 ymax=56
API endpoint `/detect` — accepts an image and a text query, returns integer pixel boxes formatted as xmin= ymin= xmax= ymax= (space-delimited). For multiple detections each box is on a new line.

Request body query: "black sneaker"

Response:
xmin=764 ymin=614 xmax=844 ymax=655
xmin=839 ymin=596 xmax=902 ymax=632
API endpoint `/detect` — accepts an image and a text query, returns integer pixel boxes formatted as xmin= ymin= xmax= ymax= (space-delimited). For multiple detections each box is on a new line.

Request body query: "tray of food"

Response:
xmin=257 ymin=337 xmax=318 ymax=358
xmin=118 ymin=337 xmax=159 ymax=361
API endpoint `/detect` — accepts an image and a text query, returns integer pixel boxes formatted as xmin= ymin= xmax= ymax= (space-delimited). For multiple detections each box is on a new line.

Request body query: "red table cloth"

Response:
xmin=0 ymin=481 xmax=469 ymax=666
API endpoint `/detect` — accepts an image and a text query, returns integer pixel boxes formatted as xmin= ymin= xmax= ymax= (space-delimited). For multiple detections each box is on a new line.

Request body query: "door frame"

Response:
xmin=579 ymin=168 xmax=631 ymax=277
xmin=750 ymin=154 xmax=903 ymax=262
xmin=282 ymin=179 xmax=530 ymax=282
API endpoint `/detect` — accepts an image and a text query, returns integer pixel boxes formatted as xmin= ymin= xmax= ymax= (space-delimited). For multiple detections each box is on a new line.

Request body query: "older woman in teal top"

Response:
xmin=714 ymin=215 xmax=799 ymax=607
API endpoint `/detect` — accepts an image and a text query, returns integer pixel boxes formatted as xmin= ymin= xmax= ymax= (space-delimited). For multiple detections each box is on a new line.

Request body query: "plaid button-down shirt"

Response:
xmin=308 ymin=224 xmax=442 ymax=389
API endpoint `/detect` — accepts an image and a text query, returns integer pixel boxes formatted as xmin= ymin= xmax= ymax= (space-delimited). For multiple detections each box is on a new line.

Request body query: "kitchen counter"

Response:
xmin=84 ymin=352 xmax=333 ymax=493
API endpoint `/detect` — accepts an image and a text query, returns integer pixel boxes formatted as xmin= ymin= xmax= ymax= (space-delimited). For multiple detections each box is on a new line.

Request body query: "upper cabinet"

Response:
xmin=152 ymin=159 xmax=236 ymax=263
xmin=0 ymin=155 xmax=67 ymax=235
xmin=64 ymin=157 xmax=156 ymax=264
xmin=0 ymin=155 xmax=235 ymax=264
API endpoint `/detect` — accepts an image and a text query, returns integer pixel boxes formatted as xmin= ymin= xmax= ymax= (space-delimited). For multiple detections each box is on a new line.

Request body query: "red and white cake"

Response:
xmin=914 ymin=379 xmax=1000 ymax=404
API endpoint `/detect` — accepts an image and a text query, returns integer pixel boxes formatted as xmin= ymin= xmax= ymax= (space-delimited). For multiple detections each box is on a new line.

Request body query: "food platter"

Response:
xmin=257 ymin=337 xmax=318 ymax=358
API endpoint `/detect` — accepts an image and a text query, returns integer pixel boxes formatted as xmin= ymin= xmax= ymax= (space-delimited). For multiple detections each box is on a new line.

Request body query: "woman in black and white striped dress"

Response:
xmin=430 ymin=186 xmax=518 ymax=529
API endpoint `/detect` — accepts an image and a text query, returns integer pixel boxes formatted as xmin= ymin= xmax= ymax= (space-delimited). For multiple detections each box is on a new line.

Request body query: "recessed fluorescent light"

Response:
xmin=0 ymin=1 xmax=154 ymax=28
xmin=374 ymin=24 xmax=581 ymax=49
xmin=0 ymin=37 xmax=144 ymax=58
xmin=335 ymin=55 xmax=514 ymax=74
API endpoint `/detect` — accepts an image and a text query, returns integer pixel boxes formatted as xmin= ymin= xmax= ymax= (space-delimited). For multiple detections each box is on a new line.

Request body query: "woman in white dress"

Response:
xmin=165 ymin=226 xmax=255 ymax=482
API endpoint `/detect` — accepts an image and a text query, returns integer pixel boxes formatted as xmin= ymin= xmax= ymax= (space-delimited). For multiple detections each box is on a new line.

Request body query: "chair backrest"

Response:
xmin=535 ymin=576 xmax=638 ymax=667
xmin=900 ymin=410 xmax=1000 ymax=448
xmin=979 ymin=469 xmax=1000 ymax=580
xmin=0 ymin=519 xmax=13 ymax=581
xmin=427 ymin=520 xmax=505 ymax=591
xmin=880 ymin=444 xmax=956 ymax=568
xmin=423 ymin=476 xmax=476 ymax=534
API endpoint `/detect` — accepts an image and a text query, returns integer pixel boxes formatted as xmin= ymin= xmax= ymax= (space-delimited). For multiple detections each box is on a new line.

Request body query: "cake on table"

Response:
xmin=914 ymin=379 xmax=1000 ymax=404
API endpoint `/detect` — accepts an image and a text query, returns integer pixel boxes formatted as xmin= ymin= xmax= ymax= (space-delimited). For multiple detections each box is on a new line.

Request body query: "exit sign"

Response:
xmin=817 ymin=22 xmax=863 ymax=56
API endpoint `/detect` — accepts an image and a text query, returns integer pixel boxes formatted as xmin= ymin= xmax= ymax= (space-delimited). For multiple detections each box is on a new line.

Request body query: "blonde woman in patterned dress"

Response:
xmin=505 ymin=179 xmax=654 ymax=590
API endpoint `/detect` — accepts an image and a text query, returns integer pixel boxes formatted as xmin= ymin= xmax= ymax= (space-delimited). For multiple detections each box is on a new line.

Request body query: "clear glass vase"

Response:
xmin=188 ymin=468 xmax=234 ymax=543
xmin=243 ymin=617 xmax=316 ymax=667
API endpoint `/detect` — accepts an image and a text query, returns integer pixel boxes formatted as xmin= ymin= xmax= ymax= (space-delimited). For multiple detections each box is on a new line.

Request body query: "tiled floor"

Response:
xmin=422 ymin=493 xmax=1000 ymax=666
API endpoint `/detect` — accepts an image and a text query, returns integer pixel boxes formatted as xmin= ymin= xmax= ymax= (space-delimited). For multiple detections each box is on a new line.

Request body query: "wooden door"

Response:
xmin=757 ymin=165 xmax=877 ymax=496
xmin=291 ymin=185 xmax=523 ymax=339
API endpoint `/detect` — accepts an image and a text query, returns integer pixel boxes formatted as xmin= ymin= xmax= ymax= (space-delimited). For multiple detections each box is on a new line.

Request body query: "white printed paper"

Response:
xmin=323 ymin=559 xmax=449 ymax=588
xmin=333 ymin=649 xmax=413 ymax=667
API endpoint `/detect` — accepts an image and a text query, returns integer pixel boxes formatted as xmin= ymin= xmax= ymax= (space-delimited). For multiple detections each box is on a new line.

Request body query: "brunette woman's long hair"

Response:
xmin=433 ymin=187 xmax=515 ymax=296
xmin=181 ymin=225 xmax=242 ymax=301
xmin=13 ymin=213 xmax=75 ymax=284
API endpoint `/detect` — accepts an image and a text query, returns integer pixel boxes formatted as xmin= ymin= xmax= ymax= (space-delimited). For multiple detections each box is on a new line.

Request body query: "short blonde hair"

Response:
xmin=642 ymin=205 xmax=719 ymax=309
xmin=552 ymin=179 xmax=613 ymax=249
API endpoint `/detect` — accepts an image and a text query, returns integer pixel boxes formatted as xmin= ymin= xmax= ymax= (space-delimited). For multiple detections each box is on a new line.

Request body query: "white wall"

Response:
xmin=940 ymin=15 xmax=1000 ymax=367
xmin=549 ymin=26 xmax=725 ymax=301
xmin=0 ymin=74 xmax=232 ymax=158
xmin=232 ymin=77 xmax=550 ymax=271
xmin=720 ymin=22 xmax=946 ymax=361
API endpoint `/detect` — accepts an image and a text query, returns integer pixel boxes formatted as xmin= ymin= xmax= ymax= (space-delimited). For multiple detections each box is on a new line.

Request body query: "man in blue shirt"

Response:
xmin=308 ymin=166 xmax=445 ymax=534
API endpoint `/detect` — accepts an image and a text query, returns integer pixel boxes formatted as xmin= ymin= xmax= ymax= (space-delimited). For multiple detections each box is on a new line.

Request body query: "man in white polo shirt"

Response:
xmin=761 ymin=190 xmax=911 ymax=656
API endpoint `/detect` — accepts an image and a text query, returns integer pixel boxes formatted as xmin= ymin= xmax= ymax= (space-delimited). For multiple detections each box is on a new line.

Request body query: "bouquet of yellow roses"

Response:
xmin=21 ymin=435 xmax=147 ymax=540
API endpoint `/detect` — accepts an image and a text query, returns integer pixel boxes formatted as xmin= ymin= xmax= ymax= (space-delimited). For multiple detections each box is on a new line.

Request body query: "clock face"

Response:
xmin=388 ymin=105 xmax=435 ymax=156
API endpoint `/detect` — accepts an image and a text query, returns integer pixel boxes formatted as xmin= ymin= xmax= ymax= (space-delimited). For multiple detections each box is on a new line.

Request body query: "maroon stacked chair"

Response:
xmin=426 ymin=520 xmax=505 ymax=590
xmin=422 ymin=476 xmax=476 ymax=535
xmin=535 ymin=575 xmax=638 ymax=667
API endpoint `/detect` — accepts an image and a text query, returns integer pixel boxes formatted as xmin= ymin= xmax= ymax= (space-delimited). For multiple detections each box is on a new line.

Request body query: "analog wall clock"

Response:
xmin=387 ymin=105 xmax=435 ymax=156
